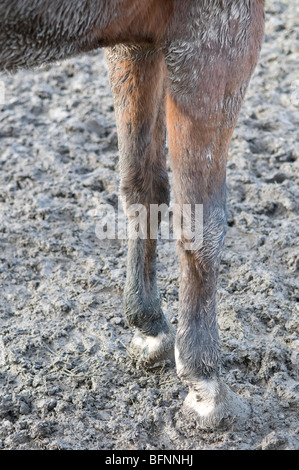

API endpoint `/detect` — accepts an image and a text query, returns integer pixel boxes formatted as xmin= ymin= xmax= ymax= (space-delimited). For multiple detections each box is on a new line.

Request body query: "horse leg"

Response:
xmin=106 ymin=45 xmax=175 ymax=364
xmin=165 ymin=1 xmax=264 ymax=427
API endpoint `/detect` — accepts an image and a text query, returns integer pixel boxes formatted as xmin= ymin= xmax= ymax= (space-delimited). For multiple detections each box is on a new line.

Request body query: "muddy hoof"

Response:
xmin=183 ymin=380 xmax=251 ymax=429
xmin=130 ymin=326 xmax=175 ymax=365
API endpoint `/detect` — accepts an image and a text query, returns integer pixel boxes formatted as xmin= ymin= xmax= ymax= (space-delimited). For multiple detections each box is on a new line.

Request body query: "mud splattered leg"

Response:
xmin=165 ymin=0 xmax=264 ymax=426
xmin=106 ymin=45 xmax=175 ymax=364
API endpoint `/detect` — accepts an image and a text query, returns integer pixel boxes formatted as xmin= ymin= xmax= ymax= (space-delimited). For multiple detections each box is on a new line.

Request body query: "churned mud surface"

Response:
xmin=0 ymin=1 xmax=298 ymax=450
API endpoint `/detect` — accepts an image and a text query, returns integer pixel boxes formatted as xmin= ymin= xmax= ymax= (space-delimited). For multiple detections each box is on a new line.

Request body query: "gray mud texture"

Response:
xmin=0 ymin=0 xmax=298 ymax=450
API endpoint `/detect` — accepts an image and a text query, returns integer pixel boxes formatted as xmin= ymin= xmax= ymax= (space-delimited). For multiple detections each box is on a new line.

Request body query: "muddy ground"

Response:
xmin=0 ymin=0 xmax=298 ymax=450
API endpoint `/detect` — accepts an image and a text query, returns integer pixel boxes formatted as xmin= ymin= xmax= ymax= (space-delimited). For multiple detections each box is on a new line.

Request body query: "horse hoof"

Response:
xmin=183 ymin=379 xmax=251 ymax=429
xmin=130 ymin=326 xmax=175 ymax=365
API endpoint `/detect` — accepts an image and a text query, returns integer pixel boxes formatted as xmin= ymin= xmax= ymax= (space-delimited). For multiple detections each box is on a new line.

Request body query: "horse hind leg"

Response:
xmin=106 ymin=45 xmax=175 ymax=364
xmin=165 ymin=1 xmax=264 ymax=427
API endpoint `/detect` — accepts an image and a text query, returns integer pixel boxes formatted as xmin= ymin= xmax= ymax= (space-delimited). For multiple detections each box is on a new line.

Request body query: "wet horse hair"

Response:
xmin=0 ymin=0 xmax=265 ymax=428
